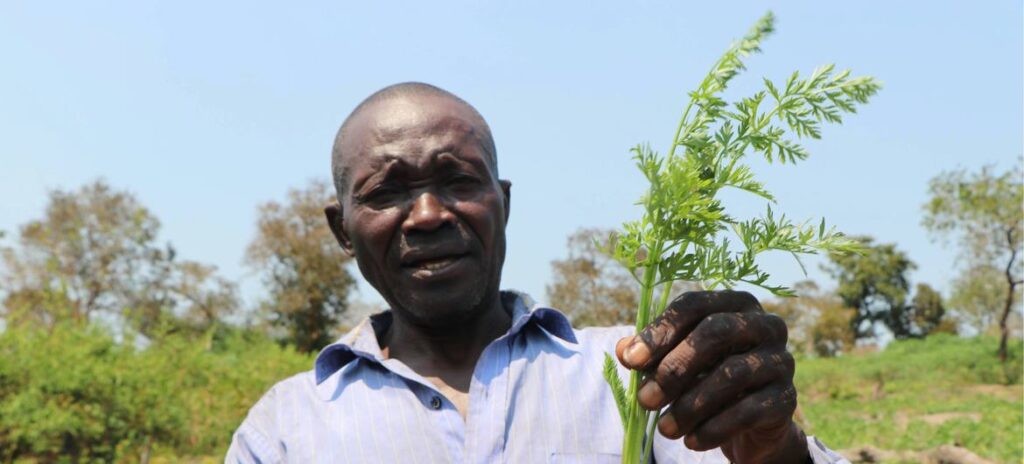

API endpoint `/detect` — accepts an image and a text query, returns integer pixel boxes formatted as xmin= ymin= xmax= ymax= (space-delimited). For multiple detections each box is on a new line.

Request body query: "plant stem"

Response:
xmin=640 ymin=410 xmax=659 ymax=463
xmin=623 ymin=258 xmax=660 ymax=464
xmin=638 ymin=280 xmax=676 ymax=463
xmin=656 ymin=280 xmax=674 ymax=318
xmin=667 ymin=101 xmax=694 ymax=163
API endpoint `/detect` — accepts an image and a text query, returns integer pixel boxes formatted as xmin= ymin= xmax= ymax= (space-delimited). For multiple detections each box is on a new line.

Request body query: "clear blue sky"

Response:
xmin=1 ymin=1 xmax=1021 ymax=312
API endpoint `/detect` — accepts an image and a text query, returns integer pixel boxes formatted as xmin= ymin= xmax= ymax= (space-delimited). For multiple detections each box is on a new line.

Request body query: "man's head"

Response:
xmin=325 ymin=83 xmax=511 ymax=328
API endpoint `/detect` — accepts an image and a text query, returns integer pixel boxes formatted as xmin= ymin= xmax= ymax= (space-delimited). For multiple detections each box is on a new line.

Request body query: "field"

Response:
xmin=795 ymin=334 xmax=1023 ymax=463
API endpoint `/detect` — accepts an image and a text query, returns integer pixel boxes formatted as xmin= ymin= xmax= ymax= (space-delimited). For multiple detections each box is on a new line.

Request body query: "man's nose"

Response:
xmin=402 ymin=191 xmax=456 ymax=233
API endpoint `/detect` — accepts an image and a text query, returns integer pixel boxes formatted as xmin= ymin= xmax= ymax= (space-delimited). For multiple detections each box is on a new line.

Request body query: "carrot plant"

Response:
xmin=601 ymin=12 xmax=880 ymax=463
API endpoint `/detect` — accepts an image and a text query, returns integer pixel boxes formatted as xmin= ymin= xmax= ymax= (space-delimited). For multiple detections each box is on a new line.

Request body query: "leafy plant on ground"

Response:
xmin=600 ymin=11 xmax=880 ymax=463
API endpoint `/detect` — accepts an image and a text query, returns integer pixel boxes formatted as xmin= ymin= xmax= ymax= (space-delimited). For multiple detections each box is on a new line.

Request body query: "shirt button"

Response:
xmin=429 ymin=396 xmax=442 ymax=410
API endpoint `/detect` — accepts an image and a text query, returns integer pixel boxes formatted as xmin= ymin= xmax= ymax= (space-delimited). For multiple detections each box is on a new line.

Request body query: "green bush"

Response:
xmin=0 ymin=323 xmax=312 ymax=462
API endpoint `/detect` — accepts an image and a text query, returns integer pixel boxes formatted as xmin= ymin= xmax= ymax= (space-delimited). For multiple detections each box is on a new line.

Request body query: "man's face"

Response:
xmin=329 ymin=94 xmax=510 ymax=328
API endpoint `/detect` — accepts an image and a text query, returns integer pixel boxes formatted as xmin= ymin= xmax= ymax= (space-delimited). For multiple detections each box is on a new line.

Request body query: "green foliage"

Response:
xmin=0 ymin=322 xmax=312 ymax=462
xmin=911 ymin=283 xmax=945 ymax=336
xmin=949 ymin=264 xmax=1016 ymax=334
xmin=824 ymin=236 xmax=919 ymax=339
xmin=546 ymin=228 xmax=705 ymax=328
xmin=923 ymin=162 xmax=1024 ymax=360
xmin=603 ymin=353 xmax=629 ymax=426
xmin=605 ymin=12 xmax=878 ymax=463
xmin=0 ymin=179 xmax=339 ymax=461
xmin=923 ymin=163 xmax=1023 ymax=266
xmin=796 ymin=334 xmax=1023 ymax=463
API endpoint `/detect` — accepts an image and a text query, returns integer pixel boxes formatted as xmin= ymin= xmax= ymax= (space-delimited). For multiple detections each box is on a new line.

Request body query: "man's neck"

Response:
xmin=380 ymin=294 xmax=512 ymax=388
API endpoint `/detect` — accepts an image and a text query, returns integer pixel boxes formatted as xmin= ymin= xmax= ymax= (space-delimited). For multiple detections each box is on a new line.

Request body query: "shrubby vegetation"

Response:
xmin=0 ymin=322 xmax=311 ymax=462
xmin=0 ymin=180 xmax=342 ymax=462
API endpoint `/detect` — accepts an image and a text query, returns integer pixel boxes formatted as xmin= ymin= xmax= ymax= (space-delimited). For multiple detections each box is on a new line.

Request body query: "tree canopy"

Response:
xmin=245 ymin=179 xmax=355 ymax=353
xmin=923 ymin=162 xmax=1023 ymax=360
xmin=824 ymin=236 xmax=945 ymax=340
xmin=0 ymin=180 xmax=237 ymax=336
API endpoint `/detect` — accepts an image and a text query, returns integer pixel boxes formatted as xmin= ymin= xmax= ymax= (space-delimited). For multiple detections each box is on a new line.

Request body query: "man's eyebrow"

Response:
xmin=429 ymin=145 xmax=491 ymax=174
xmin=351 ymin=156 xmax=403 ymax=193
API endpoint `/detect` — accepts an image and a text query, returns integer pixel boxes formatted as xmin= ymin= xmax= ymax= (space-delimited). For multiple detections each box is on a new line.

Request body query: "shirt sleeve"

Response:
xmin=225 ymin=388 xmax=284 ymax=464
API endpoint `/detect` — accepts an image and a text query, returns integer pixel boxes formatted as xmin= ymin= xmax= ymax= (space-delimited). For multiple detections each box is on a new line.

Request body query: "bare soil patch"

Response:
xmin=967 ymin=384 xmax=1021 ymax=402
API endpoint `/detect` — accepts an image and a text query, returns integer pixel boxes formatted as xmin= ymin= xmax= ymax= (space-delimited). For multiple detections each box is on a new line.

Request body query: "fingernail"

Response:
xmin=638 ymin=380 xmax=663 ymax=408
xmin=624 ymin=337 xmax=651 ymax=367
xmin=658 ymin=413 xmax=680 ymax=438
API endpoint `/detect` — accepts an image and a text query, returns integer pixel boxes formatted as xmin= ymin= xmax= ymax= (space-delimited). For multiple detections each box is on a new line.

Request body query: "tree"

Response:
xmin=824 ymin=236 xmax=944 ymax=339
xmin=923 ymin=162 xmax=1023 ymax=360
xmin=546 ymin=228 xmax=638 ymax=327
xmin=1 ymin=181 xmax=162 ymax=325
xmin=245 ymin=179 xmax=355 ymax=353
xmin=948 ymin=264 xmax=1012 ymax=334
xmin=911 ymin=283 xmax=945 ymax=336
xmin=0 ymin=180 xmax=236 ymax=334
xmin=824 ymin=236 xmax=915 ymax=339
xmin=762 ymin=280 xmax=856 ymax=357
xmin=169 ymin=260 xmax=240 ymax=331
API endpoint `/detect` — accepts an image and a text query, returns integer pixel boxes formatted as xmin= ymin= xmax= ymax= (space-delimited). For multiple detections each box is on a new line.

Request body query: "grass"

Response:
xmin=794 ymin=334 xmax=1023 ymax=463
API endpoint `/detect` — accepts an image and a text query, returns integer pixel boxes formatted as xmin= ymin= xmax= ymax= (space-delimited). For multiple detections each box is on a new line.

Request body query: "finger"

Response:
xmin=637 ymin=312 xmax=788 ymax=410
xmin=619 ymin=290 xmax=762 ymax=369
xmin=615 ymin=336 xmax=631 ymax=363
xmin=667 ymin=383 xmax=798 ymax=451
xmin=662 ymin=349 xmax=795 ymax=436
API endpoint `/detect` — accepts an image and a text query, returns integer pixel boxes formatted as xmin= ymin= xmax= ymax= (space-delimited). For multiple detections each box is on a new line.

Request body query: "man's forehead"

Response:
xmin=349 ymin=95 xmax=481 ymax=143
xmin=337 ymin=95 xmax=496 ymax=175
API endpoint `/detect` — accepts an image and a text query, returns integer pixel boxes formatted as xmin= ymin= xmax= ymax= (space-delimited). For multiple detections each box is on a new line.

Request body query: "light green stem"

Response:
xmin=640 ymin=413 xmax=659 ymax=464
xmin=622 ymin=257 xmax=660 ymax=464
xmin=666 ymin=100 xmax=694 ymax=163
xmin=656 ymin=280 xmax=674 ymax=318
xmin=639 ymin=280 xmax=675 ymax=463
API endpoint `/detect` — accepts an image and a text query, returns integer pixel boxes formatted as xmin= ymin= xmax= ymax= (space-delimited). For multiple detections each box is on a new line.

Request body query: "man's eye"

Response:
xmin=447 ymin=175 xmax=480 ymax=190
xmin=362 ymin=187 xmax=405 ymax=207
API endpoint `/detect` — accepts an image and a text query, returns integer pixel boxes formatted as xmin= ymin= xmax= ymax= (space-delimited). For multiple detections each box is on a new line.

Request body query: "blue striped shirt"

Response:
xmin=227 ymin=292 xmax=847 ymax=463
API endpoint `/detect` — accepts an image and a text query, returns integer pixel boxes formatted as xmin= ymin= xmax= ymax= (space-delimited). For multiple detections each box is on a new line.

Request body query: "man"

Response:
xmin=227 ymin=83 xmax=847 ymax=463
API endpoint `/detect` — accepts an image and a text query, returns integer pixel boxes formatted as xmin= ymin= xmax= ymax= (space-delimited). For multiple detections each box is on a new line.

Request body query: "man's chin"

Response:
xmin=389 ymin=281 xmax=493 ymax=328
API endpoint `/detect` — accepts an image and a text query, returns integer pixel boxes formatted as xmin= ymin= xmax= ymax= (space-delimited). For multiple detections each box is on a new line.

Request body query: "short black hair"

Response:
xmin=331 ymin=82 xmax=498 ymax=195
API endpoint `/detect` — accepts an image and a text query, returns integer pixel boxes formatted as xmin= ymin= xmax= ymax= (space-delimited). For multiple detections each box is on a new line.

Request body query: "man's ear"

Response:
xmin=499 ymin=179 xmax=512 ymax=224
xmin=324 ymin=202 xmax=354 ymax=257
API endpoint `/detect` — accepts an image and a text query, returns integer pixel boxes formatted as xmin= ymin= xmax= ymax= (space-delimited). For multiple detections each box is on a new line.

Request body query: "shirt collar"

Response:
xmin=314 ymin=290 xmax=576 ymax=385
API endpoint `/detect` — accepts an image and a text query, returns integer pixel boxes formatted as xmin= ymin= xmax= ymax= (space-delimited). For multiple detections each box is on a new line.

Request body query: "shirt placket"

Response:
xmin=378 ymin=358 xmax=466 ymax=464
xmin=463 ymin=335 xmax=512 ymax=463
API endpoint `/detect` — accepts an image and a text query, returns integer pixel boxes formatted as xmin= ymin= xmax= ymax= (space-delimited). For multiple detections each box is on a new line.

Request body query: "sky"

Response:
xmin=1 ymin=1 xmax=1021 ymax=315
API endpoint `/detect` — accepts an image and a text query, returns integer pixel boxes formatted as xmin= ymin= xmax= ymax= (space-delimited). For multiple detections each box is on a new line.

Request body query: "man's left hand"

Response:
xmin=615 ymin=290 xmax=809 ymax=464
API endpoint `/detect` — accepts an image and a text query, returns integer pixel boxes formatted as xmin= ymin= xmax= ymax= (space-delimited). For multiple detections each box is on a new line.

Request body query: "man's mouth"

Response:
xmin=411 ymin=255 xmax=461 ymax=271
xmin=400 ymin=251 xmax=471 ymax=277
